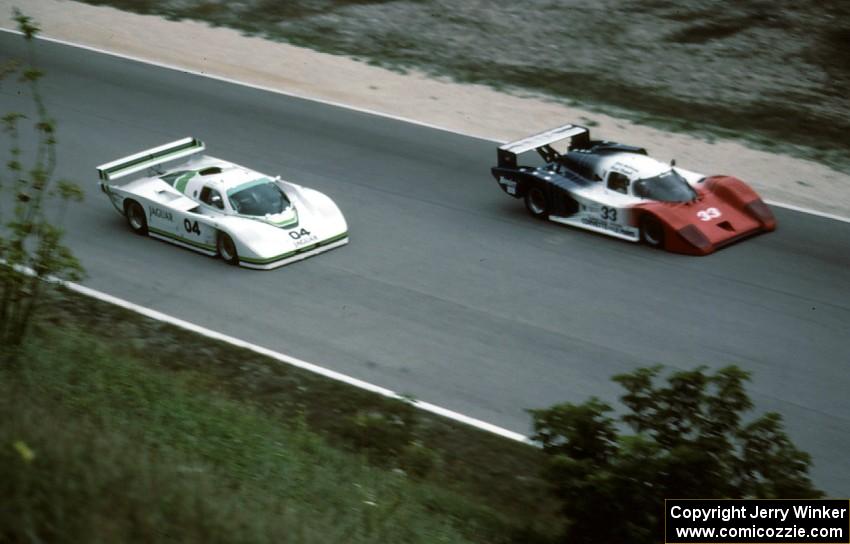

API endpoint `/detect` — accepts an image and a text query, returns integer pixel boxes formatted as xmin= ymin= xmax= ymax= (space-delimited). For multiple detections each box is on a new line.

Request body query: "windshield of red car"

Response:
xmin=633 ymin=170 xmax=696 ymax=202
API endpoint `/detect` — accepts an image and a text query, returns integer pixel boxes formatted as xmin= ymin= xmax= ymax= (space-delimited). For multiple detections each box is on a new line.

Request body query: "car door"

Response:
xmin=174 ymin=185 xmax=223 ymax=250
xmin=593 ymin=171 xmax=629 ymax=225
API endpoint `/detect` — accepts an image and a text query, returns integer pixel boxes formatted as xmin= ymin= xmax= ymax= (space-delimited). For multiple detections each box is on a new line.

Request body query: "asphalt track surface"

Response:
xmin=2 ymin=34 xmax=849 ymax=494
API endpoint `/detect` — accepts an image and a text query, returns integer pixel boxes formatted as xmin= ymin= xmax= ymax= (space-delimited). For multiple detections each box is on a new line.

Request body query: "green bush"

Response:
xmin=531 ymin=365 xmax=821 ymax=544
xmin=0 ymin=11 xmax=83 ymax=362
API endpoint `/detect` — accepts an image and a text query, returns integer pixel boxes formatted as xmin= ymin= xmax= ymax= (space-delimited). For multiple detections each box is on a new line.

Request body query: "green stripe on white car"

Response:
xmin=149 ymin=226 xmax=216 ymax=251
xmin=265 ymin=207 xmax=298 ymax=228
xmin=174 ymin=171 xmax=197 ymax=193
xmin=96 ymin=137 xmax=205 ymax=181
xmin=239 ymin=232 xmax=348 ymax=264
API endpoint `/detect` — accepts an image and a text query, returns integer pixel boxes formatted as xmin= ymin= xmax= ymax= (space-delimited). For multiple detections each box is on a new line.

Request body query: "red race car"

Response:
xmin=492 ymin=124 xmax=776 ymax=255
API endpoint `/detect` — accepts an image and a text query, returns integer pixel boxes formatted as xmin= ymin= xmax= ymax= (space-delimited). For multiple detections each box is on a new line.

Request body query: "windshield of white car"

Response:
xmin=227 ymin=178 xmax=291 ymax=216
xmin=633 ymin=170 xmax=696 ymax=202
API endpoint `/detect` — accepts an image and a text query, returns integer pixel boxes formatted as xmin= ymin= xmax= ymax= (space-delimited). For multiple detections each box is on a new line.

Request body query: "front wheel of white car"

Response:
xmin=524 ymin=186 xmax=548 ymax=218
xmin=217 ymin=232 xmax=239 ymax=265
xmin=125 ymin=200 xmax=148 ymax=235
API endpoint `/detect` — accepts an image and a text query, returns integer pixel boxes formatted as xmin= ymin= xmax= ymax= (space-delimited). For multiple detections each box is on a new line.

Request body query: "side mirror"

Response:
xmin=670 ymin=158 xmax=677 ymax=167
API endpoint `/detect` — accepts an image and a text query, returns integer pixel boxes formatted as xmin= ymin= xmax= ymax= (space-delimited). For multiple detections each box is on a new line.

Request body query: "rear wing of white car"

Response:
xmin=497 ymin=124 xmax=590 ymax=168
xmin=96 ymin=137 xmax=205 ymax=182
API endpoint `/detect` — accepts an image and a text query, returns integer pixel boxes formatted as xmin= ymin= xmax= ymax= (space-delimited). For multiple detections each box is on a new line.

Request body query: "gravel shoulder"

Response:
xmin=2 ymin=0 xmax=848 ymax=218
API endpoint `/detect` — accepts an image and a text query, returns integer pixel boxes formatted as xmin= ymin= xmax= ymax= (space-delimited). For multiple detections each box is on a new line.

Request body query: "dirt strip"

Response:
xmin=1 ymin=0 xmax=847 ymax=217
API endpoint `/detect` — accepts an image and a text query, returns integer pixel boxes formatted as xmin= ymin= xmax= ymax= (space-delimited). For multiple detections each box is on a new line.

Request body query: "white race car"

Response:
xmin=97 ymin=138 xmax=348 ymax=269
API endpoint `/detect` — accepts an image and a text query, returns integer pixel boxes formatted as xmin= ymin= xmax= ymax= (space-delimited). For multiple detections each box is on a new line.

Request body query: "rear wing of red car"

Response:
xmin=497 ymin=124 xmax=590 ymax=168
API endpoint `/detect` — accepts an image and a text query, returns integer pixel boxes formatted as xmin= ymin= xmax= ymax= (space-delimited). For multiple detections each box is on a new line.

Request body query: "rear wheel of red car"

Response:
xmin=217 ymin=232 xmax=239 ymax=265
xmin=124 ymin=200 xmax=148 ymax=235
xmin=641 ymin=215 xmax=664 ymax=248
xmin=524 ymin=186 xmax=548 ymax=218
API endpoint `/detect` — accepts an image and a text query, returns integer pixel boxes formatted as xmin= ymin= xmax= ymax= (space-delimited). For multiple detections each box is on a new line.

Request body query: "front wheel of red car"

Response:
xmin=641 ymin=215 xmax=665 ymax=248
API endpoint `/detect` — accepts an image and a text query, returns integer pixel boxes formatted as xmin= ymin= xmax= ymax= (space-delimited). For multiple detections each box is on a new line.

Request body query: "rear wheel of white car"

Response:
xmin=641 ymin=215 xmax=665 ymax=248
xmin=524 ymin=186 xmax=548 ymax=218
xmin=217 ymin=232 xmax=239 ymax=265
xmin=125 ymin=200 xmax=148 ymax=235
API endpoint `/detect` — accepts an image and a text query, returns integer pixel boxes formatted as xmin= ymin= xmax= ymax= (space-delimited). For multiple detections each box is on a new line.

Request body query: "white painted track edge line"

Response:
xmin=0 ymin=27 xmax=494 ymax=144
xmin=763 ymin=200 xmax=850 ymax=224
xmin=2 ymin=27 xmax=848 ymax=223
xmin=64 ymin=281 xmax=533 ymax=445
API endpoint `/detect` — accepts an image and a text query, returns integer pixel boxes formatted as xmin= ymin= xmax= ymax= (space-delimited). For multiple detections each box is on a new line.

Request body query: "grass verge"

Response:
xmin=1 ymin=286 xmax=558 ymax=543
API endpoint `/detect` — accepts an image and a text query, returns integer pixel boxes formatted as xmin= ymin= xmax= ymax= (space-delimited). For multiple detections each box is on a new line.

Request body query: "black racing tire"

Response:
xmin=524 ymin=186 xmax=549 ymax=218
xmin=217 ymin=232 xmax=239 ymax=265
xmin=124 ymin=200 xmax=148 ymax=235
xmin=641 ymin=215 xmax=665 ymax=248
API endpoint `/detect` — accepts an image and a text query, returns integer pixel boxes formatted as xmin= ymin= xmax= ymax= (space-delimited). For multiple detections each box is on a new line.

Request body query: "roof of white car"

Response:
xmin=169 ymin=156 xmax=272 ymax=194
xmin=205 ymin=165 xmax=266 ymax=193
